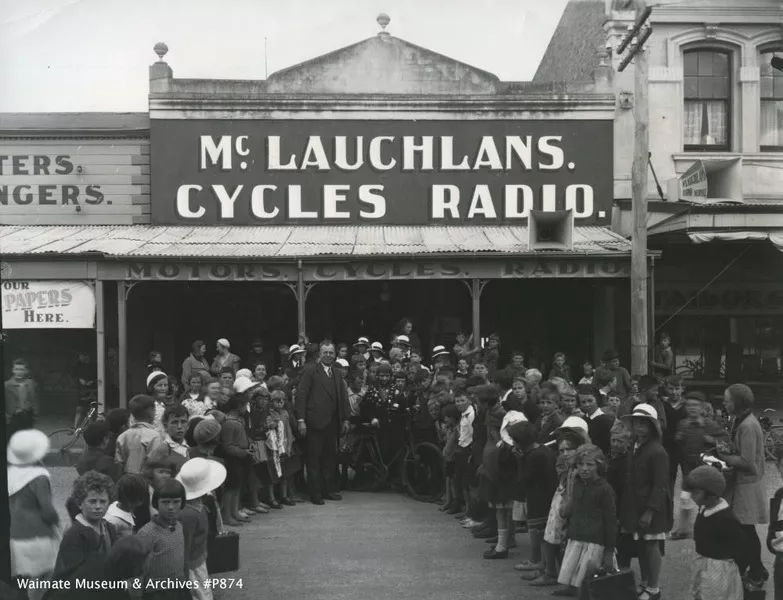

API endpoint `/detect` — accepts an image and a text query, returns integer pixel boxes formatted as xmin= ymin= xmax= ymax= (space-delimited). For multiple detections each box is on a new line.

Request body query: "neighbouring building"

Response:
xmin=536 ymin=0 xmax=783 ymax=398
xmin=1 ymin=16 xmax=637 ymax=415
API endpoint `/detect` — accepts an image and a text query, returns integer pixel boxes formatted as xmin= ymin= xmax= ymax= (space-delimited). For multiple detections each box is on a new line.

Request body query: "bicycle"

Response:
xmin=48 ymin=401 xmax=100 ymax=466
xmin=345 ymin=407 xmax=445 ymax=502
xmin=758 ymin=408 xmax=783 ymax=462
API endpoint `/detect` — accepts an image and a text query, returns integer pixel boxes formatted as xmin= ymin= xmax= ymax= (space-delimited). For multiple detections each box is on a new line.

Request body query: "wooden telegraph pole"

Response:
xmin=617 ymin=1 xmax=653 ymax=376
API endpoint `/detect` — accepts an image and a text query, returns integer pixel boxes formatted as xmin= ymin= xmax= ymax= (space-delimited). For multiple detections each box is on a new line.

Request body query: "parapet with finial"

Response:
xmin=149 ymin=42 xmax=173 ymax=92
xmin=377 ymin=13 xmax=391 ymax=39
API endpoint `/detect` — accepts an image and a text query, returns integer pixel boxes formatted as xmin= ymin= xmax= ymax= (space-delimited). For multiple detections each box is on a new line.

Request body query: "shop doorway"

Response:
xmin=480 ymin=280 xmax=601 ymax=375
xmin=305 ymin=280 xmax=471 ymax=354
xmin=126 ymin=282 xmax=297 ymax=392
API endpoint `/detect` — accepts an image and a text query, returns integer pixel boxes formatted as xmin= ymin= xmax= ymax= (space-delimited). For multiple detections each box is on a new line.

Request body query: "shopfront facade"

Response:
xmin=1 ymin=24 xmax=637 ymax=411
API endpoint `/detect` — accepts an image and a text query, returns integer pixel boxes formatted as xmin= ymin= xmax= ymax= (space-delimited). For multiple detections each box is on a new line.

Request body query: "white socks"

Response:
xmin=496 ymin=529 xmax=508 ymax=552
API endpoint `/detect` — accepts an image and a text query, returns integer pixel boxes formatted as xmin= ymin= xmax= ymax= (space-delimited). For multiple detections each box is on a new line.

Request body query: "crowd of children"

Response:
xmin=7 ymin=327 xmax=783 ymax=600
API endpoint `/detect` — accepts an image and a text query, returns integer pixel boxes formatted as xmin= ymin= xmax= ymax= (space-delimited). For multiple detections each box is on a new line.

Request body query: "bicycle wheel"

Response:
xmin=47 ymin=429 xmax=83 ymax=467
xmin=765 ymin=426 xmax=783 ymax=461
xmin=402 ymin=441 xmax=445 ymax=502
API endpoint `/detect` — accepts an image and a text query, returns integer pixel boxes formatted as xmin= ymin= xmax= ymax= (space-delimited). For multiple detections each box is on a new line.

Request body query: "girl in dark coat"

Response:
xmin=619 ymin=403 xmax=673 ymax=600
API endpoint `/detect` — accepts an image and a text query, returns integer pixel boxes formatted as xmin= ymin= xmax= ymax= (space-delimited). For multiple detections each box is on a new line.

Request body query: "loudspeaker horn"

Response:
xmin=528 ymin=209 xmax=574 ymax=251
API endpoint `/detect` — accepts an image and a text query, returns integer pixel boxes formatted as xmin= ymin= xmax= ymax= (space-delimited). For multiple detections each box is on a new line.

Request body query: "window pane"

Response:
xmin=698 ymin=77 xmax=713 ymax=98
xmin=684 ymin=76 xmax=699 ymax=98
xmin=698 ymin=52 xmax=714 ymax=75
xmin=684 ymin=52 xmax=699 ymax=76
xmin=761 ymin=100 xmax=783 ymax=147
xmin=712 ymin=76 xmax=729 ymax=99
xmin=775 ymin=77 xmax=783 ymax=99
xmin=713 ymin=52 xmax=729 ymax=76
xmin=684 ymin=100 xmax=728 ymax=146
xmin=761 ymin=76 xmax=774 ymax=99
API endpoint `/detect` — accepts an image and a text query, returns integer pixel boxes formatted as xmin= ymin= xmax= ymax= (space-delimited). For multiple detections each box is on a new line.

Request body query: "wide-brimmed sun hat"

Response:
xmin=621 ymin=402 xmax=662 ymax=437
xmin=353 ymin=337 xmax=370 ymax=348
xmin=7 ymin=429 xmax=50 ymax=465
xmin=288 ymin=344 xmax=306 ymax=356
xmin=176 ymin=457 xmax=227 ymax=500
xmin=233 ymin=376 xmax=260 ymax=395
xmin=431 ymin=345 xmax=450 ymax=359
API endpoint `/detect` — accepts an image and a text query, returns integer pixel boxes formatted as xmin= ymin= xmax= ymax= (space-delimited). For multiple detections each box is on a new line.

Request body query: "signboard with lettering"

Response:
xmin=150 ymin=120 xmax=613 ymax=226
xmin=679 ymin=160 xmax=708 ymax=202
xmin=111 ymin=258 xmax=631 ymax=282
xmin=1 ymin=280 xmax=96 ymax=328
xmin=0 ymin=141 xmax=150 ymax=225
xmin=656 ymin=283 xmax=783 ymax=315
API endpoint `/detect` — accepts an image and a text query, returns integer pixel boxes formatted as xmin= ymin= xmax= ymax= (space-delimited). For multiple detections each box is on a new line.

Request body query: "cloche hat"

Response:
xmin=353 ymin=337 xmax=370 ymax=348
xmin=217 ymin=338 xmax=231 ymax=349
xmin=193 ymin=419 xmax=222 ymax=445
xmin=7 ymin=429 xmax=50 ymax=465
xmin=558 ymin=415 xmax=589 ymax=434
xmin=176 ymin=458 xmax=227 ymax=500
xmin=233 ymin=376 xmax=260 ymax=395
xmin=684 ymin=465 xmax=726 ymax=496
xmin=370 ymin=342 xmax=385 ymax=354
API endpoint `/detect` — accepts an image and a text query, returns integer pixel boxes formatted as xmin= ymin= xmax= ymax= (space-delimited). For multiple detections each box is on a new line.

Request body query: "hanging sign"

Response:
xmin=679 ymin=160 xmax=708 ymax=202
xmin=150 ymin=119 xmax=613 ymax=225
xmin=1 ymin=280 xmax=96 ymax=328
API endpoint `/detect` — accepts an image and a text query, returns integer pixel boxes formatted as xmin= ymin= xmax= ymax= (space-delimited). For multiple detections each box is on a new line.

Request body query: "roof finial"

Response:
xmin=377 ymin=13 xmax=391 ymax=34
xmin=153 ymin=42 xmax=169 ymax=62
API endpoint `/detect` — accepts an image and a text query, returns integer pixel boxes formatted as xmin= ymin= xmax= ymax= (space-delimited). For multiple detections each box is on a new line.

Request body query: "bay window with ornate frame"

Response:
xmin=760 ymin=47 xmax=783 ymax=151
xmin=683 ymin=48 xmax=732 ymax=151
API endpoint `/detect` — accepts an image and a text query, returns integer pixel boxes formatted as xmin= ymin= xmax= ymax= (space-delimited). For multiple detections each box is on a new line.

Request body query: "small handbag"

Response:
xmin=579 ymin=568 xmax=636 ymax=600
xmin=206 ymin=531 xmax=240 ymax=574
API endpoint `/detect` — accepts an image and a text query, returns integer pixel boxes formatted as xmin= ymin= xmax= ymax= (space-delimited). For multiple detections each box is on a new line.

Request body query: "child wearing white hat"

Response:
xmin=8 ymin=429 xmax=60 ymax=597
xmin=177 ymin=458 xmax=227 ymax=600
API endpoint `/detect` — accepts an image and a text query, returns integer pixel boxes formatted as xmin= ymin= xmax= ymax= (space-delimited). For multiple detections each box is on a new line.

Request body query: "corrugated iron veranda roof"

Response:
xmin=0 ymin=225 xmax=631 ymax=259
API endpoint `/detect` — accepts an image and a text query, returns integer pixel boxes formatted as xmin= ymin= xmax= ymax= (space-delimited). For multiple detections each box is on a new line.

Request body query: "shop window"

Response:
xmin=683 ymin=49 xmax=732 ymax=151
xmin=760 ymin=48 xmax=783 ymax=151
xmin=669 ymin=315 xmax=783 ymax=382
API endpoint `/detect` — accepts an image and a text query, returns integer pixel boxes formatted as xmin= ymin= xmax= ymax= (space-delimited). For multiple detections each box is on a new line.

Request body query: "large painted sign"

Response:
xmin=151 ymin=120 xmax=613 ymax=225
xmin=0 ymin=141 xmax=150 ymax=225
xmin=1 ymin=280 xmax=96 ymax=328
xmin=118 ymin=258 xmax=630 ymax=282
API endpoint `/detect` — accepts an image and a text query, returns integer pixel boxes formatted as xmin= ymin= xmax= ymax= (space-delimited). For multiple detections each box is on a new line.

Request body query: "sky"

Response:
xmin=0 ymin=0 xmax=569 ymax=112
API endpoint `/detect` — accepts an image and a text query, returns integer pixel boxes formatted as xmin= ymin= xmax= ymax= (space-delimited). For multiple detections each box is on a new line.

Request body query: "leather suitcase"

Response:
xmin=206 ymin=531 xmax=240 ymax=574
xmin=579 ymin=568 xmax=636 ymax=600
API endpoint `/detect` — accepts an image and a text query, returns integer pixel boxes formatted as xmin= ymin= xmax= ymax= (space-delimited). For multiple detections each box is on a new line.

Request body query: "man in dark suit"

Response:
xmin=295 ymin=340 xmax=351 ymax=505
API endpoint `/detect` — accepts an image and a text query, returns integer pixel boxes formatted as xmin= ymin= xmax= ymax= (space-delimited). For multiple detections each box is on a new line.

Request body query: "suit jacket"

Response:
xmin=295 ymin=362 xmax=350 ymax=430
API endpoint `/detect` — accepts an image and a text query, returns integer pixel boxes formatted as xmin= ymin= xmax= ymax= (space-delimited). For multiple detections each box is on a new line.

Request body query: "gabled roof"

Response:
xmin=265 ymin=32 xmax=500 ymax=95
xmin=533 ymin=0 xmax=607 ymax=84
